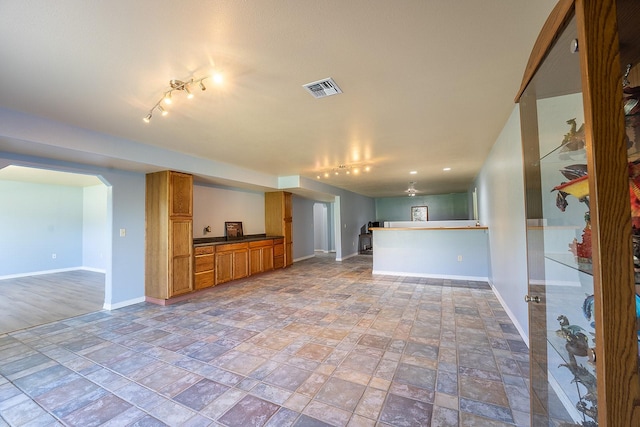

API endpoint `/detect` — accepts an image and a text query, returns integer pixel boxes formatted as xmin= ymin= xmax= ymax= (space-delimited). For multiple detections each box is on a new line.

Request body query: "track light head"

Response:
xmin=144 ymin=72 xmax=221 ymax=124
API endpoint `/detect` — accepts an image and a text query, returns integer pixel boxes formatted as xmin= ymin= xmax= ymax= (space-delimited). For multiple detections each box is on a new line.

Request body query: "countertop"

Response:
xmin=193 ymin=234 xmax=284 ymax=247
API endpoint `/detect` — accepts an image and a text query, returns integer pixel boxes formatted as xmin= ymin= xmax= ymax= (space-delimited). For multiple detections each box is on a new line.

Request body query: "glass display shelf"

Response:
xmin=546 ymin=252 xmax=593 ymax=276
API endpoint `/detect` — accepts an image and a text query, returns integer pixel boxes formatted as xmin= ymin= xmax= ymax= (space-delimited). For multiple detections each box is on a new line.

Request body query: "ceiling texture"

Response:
xmin=0 ymin=0 xmax=557 ymax=198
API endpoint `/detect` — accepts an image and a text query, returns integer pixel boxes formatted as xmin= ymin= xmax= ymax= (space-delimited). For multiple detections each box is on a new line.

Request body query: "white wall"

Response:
xmin=373 ymin=228 xmax=489 ymax=280
xmin=83 ymin=184 xmax=108 ymax=271
xmin=0 ymin=180 xmax=84 ymax=276
xmin=193 ymin=184 xmax=265 ymax=237
xmin=474 ymin=106 xmax=529 ymax=338
xmin=313 ymin=203 xmax=329 ymax=252
xmin=292 ymin=196 xmax=315 ymax=261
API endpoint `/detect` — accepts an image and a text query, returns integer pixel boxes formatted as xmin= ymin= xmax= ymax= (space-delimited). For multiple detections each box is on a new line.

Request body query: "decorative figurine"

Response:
xmin=560 ymin=118 xmax=586 ymax=152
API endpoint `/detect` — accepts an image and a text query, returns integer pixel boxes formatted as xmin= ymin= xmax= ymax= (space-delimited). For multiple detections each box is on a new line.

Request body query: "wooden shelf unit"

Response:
xmin=145 ymin=170 xmax=194 ymax=300
xmin=265 ymin=191 xmax=293 ymax=267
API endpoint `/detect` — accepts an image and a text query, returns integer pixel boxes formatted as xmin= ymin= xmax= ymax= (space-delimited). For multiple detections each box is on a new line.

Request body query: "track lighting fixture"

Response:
xmin=143 ymin=72 xmax=223 ymax=123
xmin=315 ymin=163 xmax=371 ymax=179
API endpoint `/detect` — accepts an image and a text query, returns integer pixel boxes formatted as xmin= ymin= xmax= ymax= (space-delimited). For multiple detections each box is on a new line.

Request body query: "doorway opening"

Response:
xmin=0 ymin=165 xmax=110 ymax=333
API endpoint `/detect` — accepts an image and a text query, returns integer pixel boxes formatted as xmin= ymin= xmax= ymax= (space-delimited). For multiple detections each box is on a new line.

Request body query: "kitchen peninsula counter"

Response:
xmin=370 ymin=222 xmax=489 ymax=281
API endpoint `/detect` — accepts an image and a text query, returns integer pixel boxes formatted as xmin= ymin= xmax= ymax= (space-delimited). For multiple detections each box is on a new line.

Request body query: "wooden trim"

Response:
xmin=369 ymin=226 xmax=488 ymax=231
xmin=577 ymin=0 xmax=640 ymax=425
xmin=515 ymin=0 xmax=575 ymax=102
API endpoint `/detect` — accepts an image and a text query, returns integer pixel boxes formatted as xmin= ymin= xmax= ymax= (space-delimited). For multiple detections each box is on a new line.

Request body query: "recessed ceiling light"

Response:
xmin=410 ymin=171 xmax=417 ymax=175
xmin=443 ymin=167 xmax=451 ymax=171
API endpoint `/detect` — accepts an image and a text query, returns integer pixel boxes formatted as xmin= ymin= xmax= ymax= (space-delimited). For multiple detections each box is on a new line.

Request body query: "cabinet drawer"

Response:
xmin=273 ymin=244 xmax=284 ymax=256
xmin=274 ymin=255 xmax=284 ymax=269
xmin=216 ymin=242 xmax=248 ymax=252
xmin=194 ymin=271 xmax=214 ymax=289
xmin=194 ymin=254 xmax=214 ymax=272
xmin=272 ymin=238 xmax=284 ymax=245
xmin=249 ymin=239 xmax=273 ymax=248
xmin=194 ymin=245 xmax=214 ymax=255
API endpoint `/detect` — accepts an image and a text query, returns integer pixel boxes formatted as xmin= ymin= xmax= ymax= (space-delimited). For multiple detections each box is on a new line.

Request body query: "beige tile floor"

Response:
xmin=0 ymin=253 xmax=531 ymax=426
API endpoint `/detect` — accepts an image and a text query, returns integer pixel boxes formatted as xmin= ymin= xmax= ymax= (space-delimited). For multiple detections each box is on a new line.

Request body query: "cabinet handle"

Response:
xmin=524 ymin=295 xmax=541 ymax=303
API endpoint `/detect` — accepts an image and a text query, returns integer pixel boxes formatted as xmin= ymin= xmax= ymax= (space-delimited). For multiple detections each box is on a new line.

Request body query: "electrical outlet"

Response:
xmin=52 ymin=253 xmax=57 ymax=259
xmin=120 ymin=228 xmax=126 ymax=237
xmin=457 ymin=255 xmax=463 ymax=262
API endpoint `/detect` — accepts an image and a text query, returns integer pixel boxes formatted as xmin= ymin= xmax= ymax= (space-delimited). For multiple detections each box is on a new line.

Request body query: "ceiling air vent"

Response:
xmin=302 ymin=78 xmax=342 ymax=99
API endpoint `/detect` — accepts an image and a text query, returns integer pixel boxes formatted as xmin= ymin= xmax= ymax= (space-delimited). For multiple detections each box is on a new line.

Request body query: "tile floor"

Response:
xmin=0 ymin=254 xmax=531 ymax=426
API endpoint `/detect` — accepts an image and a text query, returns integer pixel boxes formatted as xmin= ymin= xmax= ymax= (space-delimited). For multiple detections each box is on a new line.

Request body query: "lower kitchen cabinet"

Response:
xmin=193 ymin=245 xmax=214 ymax=290
xmin=249 ymin=240 xmax=274 ymax=275
xmin=273 ymin=238 xmax=284 ymax=269
xmin=215 ymin=242 xmax=248 ymax=284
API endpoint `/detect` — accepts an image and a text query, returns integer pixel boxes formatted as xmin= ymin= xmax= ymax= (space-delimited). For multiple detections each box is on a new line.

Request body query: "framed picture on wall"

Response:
xmin=411 ymin=206 xmax=428 ymax=221
xmin=225 ymin=221 xmax=244 ymax=238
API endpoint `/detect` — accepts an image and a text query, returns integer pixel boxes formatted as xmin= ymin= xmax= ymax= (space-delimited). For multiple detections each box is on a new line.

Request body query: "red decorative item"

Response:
xmin=569 ymin=219 xmax=592 ymax=264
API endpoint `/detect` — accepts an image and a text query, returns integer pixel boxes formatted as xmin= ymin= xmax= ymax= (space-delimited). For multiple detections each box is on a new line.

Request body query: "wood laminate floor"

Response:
xmin=0 ymin=270 xmax=104 ymax=334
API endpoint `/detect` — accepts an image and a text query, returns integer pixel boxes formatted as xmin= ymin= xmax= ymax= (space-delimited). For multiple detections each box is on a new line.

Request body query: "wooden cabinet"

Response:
xmin=265 ymin=191 xmax=293 ymax=267
xmin=215 ymin=242 xmax=248 ymax=284
xmin=517 ymin=1 xmax=640 ymax=425
xmin=249 ymin=239 xmax=274 ymax=275
xmin=145 ymin=170 xmax=193 ymax=300
xmin=194 ymin=245 xmax=214 ymax=290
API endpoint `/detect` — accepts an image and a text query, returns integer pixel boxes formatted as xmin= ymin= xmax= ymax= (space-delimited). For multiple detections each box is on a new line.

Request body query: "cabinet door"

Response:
xmin=262 ymin=245 xmax=274 ymax=271
xmin=215 ymin=251 xmax=233 ymax=284
xmin=233 ymin=249 xmax=248 ymax=279
xmin=274 ymin=242 xmax=284 ymax=269
xmin=284 ymin=218 xmax=293 ymax=267
xmin=169 ymin=171 xmax=193 ymax=217
xmin=170 ymin=219 xmax=192 ymax=296
xmin=249 ymin=247 xmax=263 ymax=275
xmin=520 ymin=14 xmax=592 ymax=425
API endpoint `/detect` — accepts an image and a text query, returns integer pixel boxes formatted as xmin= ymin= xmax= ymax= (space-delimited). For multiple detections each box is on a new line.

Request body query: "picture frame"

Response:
xmin=224 ymin=221 xmax=244 ymax=238
xmin=411 ymin=206 xmax=428 ymax=221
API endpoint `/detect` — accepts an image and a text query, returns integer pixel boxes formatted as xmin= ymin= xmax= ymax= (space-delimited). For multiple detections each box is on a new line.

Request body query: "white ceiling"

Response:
xmin=0 ymin=1 xmax=557 ymax=198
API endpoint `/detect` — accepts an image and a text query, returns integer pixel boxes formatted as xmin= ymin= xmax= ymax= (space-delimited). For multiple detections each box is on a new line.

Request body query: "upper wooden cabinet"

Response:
xmin=169 ymin=171 xmax=193 ymax=217
xmin=518 ymin=1 xmax=640 ymax=425
xmin=145 ymin=170 xmax=194 ymax=300
xmin=265 ymin=191 xmax=293 ymax=267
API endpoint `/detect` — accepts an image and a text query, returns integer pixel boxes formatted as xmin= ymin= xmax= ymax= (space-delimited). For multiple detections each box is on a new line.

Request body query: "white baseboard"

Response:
xmin=79 ymin=266 xmax=107 ymax=274
xmin=294 ymin=254 xmax=315 ymax=262
xmin=103 ymin=296 xmax=145 ymax=311
xmin=337 ymin=251 xmax=359 ymax=261
xmin=0 ymin=267 xmax=78 ymax=280
xmin=0 ymin=266 xmax=106 ymax=280
xmin=488 ymin=279 xmax=529 ymax=346
xmin=372 ymin=270 xmax=488 ymax=282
